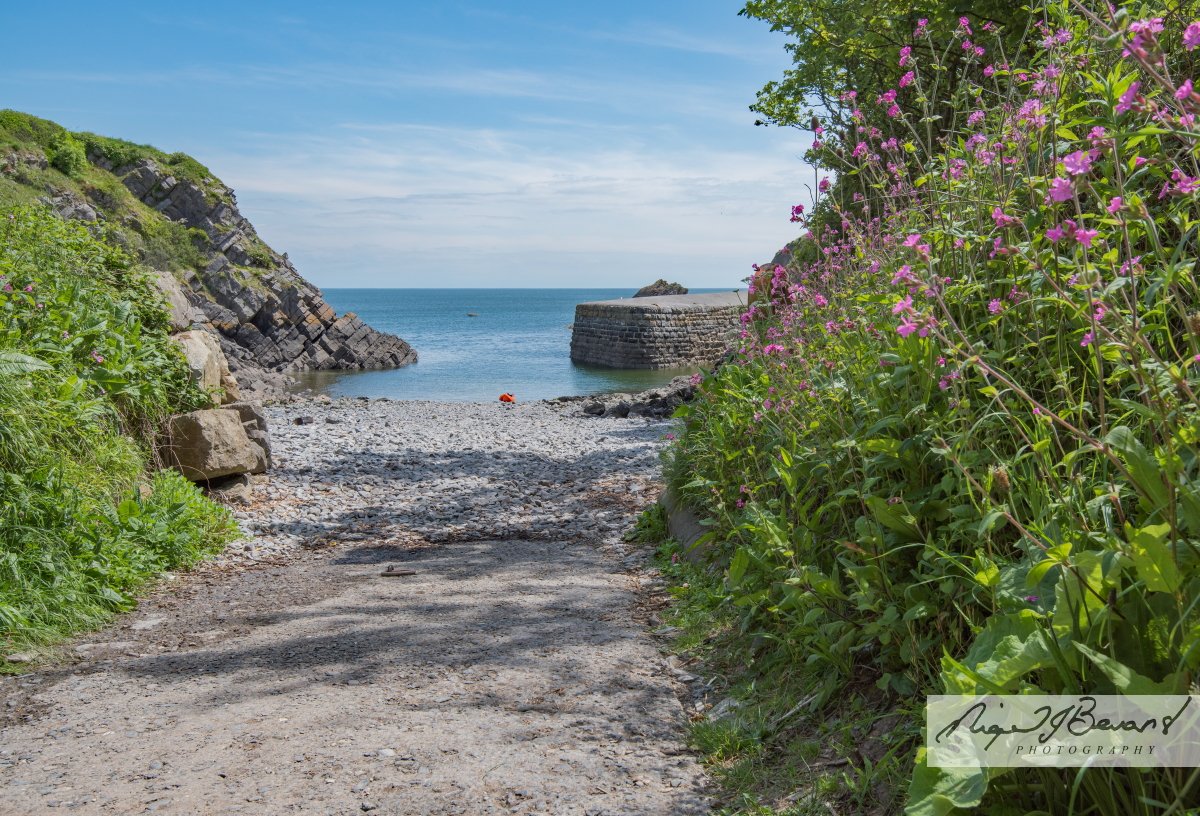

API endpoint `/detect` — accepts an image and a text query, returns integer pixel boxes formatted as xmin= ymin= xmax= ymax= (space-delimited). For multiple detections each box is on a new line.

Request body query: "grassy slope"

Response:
xmin=0 ymin=175 xmax=241 ymax=662
xmin=0 ymin=109 xmax=278 ymax=293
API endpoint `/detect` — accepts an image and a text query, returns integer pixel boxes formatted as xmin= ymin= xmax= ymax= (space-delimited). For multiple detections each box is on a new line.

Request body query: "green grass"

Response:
xmin=0 ymin=206 xmax=239 ymax=654
xmin=638 ymin=512 xmax=910 ymax=816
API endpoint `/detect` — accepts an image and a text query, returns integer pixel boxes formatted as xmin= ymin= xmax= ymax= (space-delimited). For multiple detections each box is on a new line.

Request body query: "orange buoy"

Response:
xmin=499 ymin=393 xmax=516 ymax=403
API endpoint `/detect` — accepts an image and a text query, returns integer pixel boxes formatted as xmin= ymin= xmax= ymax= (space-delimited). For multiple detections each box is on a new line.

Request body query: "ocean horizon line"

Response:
xmin=318 ymin=285 xmax=740 ymax=291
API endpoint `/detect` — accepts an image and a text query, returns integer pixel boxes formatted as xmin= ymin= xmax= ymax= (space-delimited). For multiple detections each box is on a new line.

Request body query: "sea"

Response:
xmin=290 ymin=288 xmax=728 ymax=402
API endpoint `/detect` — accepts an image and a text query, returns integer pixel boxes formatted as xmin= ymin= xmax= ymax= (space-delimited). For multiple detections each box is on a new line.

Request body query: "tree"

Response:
xmin=740 ymin=0 xmax=1031 ymax=129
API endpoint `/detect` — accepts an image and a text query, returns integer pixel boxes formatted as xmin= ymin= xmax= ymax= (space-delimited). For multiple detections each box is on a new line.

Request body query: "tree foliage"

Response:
xmin=740 ymin=0 xmax=1031 ymax=129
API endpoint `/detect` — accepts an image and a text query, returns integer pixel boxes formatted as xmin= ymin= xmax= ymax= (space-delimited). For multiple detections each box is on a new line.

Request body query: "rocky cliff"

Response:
xmin=0 ymin=110 xmax=415 ymax=395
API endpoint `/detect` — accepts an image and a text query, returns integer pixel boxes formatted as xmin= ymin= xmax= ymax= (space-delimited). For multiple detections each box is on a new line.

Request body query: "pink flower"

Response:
xmin=23 ymin=284 xmax=33 ymax=293
xmin=967 ymin=110 xmax=985 ymax=126
xmin=1173 ymin=168 xmax=1200 ymax=194
xmin=818 ymin=178 xmax=831 ymax=192
xmin=891 ymin=265 xmax=916 ymax=285
xmin=897 ymin=318 xmax=919 ymax=337
xmin=1107 ymin=196 xmax=1123 ymax=213
xmin=992 ymin=207 xmax=1019 ymax=227
xmin=1080 ymin=331 xmax=1095 ymax=347
xmin=790 ymin=204 xmax=805 ymax=222
xmin=899 ymin=46 xmax=912 ymax=66
xmin=899 ymin=71 xmax=915 ymax=88
xmin=1075 ymin=228 xmax=1099 ymax=248
xmin=892 ymin=294 xmax=914 ymax=315
xmin=1177 ymin=79 xmax=1194 ymax=100
xmin=1045 ymin=224 xmax=1066 ymax=242
xmin=1063 ymin=150 xmax=1093 ymax=176
xmin=903 ymin=234 xmax=923 ymax=248
xmin=1048 ymin=177 xmax=1074 ymax=202
xmin=1186 ymin=22 xmax=1200 ymax=51
xmin=984 ymin=64 xmax=995 ymax=77
xmin=988 ymin=298 xmax=1003 ymax=314
xmin=1116 ymin=82 xmax=1141 ymax=114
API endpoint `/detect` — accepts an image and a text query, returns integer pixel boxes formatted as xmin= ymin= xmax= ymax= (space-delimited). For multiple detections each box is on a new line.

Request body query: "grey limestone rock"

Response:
xmin=113 ymin=158 xmax=417 ymax=396
xmin=164 ymin=409 xmax=268 ymax=481
xmin=633 ymin=279 xmax=688 ymax=297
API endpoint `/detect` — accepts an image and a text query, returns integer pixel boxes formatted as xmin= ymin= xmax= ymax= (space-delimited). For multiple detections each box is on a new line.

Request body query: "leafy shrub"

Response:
xmin=672 ymin=3 xmax=1200 ymax=813
xmin=49 ymin=132 xmax=88 ymax=178
xmin=0 ymin=206 xmax=237 ymax=648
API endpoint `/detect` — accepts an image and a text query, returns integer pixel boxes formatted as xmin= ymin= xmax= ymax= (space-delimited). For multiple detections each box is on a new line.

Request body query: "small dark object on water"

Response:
xmin=467 ymin=312 xmax=479 ymax=317
xmin=379 ymin=565 xmax=417 ymax=577
xmin=293 ymin=416 xmax=315 ymax=425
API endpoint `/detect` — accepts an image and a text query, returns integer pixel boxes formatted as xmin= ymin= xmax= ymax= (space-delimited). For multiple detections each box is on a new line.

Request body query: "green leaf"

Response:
xmin=1073 ymin=642 xmax=1179 ymax=694
xmin=904 ymin=749 xmax=988 ymax=816
xmin=728 ymin=548 xmax=750 ymax=588
xmin=865 ymin=496 xmax=922 ymax=542
xmin=0 ymin=351 xmax=52 ymax=375
xmin=1127 ymin=522 xmax=1182 ymax=593
xmin=1105 ymin=426 xmax=1169 ymax=512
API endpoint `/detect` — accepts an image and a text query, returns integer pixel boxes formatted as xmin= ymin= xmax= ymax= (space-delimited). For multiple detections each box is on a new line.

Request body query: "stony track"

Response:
xmin=0 ymin=399 xmax=710 ymax=816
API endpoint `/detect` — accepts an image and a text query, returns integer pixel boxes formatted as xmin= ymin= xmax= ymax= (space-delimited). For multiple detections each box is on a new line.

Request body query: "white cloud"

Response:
xmin=205 ymin=120 xmax=814 ymax=288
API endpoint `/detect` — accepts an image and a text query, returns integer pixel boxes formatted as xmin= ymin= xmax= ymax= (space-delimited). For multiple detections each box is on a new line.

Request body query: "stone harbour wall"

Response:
xmin=570 ymin=291 xmax=746 ymax=369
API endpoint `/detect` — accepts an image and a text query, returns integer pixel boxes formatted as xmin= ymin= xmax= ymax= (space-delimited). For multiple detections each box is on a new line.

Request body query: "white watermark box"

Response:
xmin=927 ymin=695 xmax=1200 ymax=767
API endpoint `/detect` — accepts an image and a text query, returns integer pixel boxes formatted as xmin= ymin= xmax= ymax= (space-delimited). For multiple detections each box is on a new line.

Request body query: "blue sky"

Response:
xmin=2 ymin=1 xmax=815 ymax=288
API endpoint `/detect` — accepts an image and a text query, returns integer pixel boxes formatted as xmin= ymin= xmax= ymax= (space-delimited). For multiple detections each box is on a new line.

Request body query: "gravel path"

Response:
xmin=0 ymin=399 xmax=710 ymax=815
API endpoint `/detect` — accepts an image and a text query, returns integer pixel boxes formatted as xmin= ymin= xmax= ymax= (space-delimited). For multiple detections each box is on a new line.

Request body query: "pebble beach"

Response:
xmin=1 ymin=396 xmax=712 ymax=815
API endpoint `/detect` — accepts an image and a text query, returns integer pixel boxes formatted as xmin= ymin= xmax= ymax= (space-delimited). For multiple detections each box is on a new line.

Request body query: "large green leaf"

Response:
xmin=0 ymin=351 xmax=51 ymax=375
xmin=905 ymin=748 xmax=988 ymax=816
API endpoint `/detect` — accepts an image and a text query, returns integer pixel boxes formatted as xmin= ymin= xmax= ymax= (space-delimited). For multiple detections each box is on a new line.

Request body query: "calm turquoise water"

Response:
xmin=292 ymin=288 xmax=724 ymax=402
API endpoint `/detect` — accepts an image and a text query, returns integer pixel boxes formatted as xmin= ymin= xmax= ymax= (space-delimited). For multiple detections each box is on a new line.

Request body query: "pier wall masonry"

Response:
xmin=570 ymin=291 xmax=746 ymax=369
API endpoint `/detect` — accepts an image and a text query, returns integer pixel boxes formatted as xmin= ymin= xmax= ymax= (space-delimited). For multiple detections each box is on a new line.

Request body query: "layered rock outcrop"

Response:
xmin=93 ymin=155 xmax=416 ymax=393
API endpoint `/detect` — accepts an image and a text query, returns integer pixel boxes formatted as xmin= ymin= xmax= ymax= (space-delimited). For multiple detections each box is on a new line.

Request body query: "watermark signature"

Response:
xmin=927 ymin=695 xmax=1200 ymax=767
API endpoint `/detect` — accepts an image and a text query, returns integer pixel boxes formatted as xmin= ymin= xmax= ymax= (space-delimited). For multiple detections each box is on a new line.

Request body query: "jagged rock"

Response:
xmin=604 ymin=400 xmax=632 ymax=418
xmin=171 ymin=330 xmax=241 ymax=404
xmin=164 ymin=409 xmax=267 ymax=481
xmin=634 ymin=279 xmax=688 ymax=297
xmin=105 ymin=158 xmax=417 ymax=393
xmin=568 ymin=376 xmax=698 ymax=420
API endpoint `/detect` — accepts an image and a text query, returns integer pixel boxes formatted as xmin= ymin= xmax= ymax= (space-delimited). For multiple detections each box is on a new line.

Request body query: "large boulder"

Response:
xmin=634 ymin=279 xmax=688 ymax=297
xmin=164 ymin=408 xmax=268 ymax=481
xmin=151 ymin=270 xmax=198 ymax=331
xmin=225 ymin=401 xmax=272 ymax=470
xmin=172 ymin=329 xmax=242 ymax=404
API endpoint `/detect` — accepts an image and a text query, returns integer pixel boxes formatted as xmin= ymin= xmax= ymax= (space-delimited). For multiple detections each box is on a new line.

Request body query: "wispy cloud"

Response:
xmin=206 ymin=121 xmax=812 ymax=287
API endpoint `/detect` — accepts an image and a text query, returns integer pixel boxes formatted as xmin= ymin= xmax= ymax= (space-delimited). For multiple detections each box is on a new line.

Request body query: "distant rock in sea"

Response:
xmin=633 ymin=279 xmax=687 ymax=297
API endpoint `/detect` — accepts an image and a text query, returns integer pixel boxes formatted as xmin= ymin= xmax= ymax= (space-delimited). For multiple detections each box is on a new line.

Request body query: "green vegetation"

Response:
xmin=666 ymin=2 xmax=1200 ymax=813
xmin=0 ymin=206 xmax=238 ymax=655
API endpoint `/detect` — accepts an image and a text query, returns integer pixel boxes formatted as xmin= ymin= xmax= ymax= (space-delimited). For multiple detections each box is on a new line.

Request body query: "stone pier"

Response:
xmin=570 ymin=291 xmax=746 ymax=369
